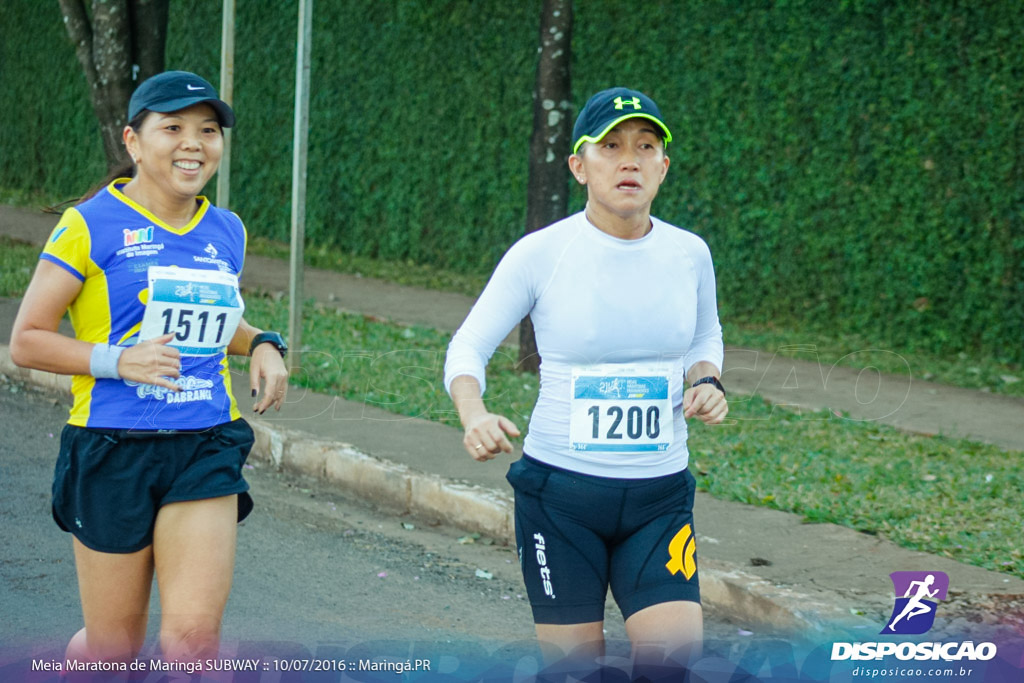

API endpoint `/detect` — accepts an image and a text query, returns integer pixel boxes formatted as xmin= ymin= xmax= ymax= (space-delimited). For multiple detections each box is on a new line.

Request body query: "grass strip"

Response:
xmin=0 ymin=237 xmax=40 ymax=297
xmin=723 ymin=320 xmax=1024 ymax=399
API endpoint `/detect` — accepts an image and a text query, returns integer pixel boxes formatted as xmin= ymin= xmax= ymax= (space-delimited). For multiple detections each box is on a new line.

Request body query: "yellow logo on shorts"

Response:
xmin=665 ymin=523 xmax=697 ymax=579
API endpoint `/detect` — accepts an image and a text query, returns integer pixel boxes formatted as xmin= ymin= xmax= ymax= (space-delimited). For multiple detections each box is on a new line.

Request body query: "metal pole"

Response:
xmin=217 ymin=0 xmax=235 ymax=208
xmin=288 ymin=0 xmax=313 ymax=372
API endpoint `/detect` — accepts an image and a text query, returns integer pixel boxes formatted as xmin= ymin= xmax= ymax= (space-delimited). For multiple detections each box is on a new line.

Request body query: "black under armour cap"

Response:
xmin=128 ymin=71 xmax=235 ymax=128
xmin=572 ymin=87 xmax=671 ymax=154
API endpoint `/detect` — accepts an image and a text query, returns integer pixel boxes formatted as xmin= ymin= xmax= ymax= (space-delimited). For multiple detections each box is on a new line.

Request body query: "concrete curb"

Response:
xmin=0 ymin=347 xmax=73 ymax=395
xmin=246 ymin=419 xmax=515 ymax=543
xmin=697 ymin=560 xmax=875 ymax=634
xmin=1 ymin=342 xmax=867 ymax=635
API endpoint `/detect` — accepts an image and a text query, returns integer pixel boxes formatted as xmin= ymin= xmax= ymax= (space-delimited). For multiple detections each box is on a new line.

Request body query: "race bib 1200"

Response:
xmin=569 ymin=363 xmax=674 ymax=453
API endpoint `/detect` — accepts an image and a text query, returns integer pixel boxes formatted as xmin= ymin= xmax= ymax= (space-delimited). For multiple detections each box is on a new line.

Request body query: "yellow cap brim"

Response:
xmin=572 ymin=114 xmax=672 ymax=154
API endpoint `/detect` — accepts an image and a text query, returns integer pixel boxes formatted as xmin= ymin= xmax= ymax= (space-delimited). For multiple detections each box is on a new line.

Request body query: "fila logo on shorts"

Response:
xmin=614 ymin=96 xmax=642 ymax=110
xmin=665 ymin=523 xmax=697 ymax=579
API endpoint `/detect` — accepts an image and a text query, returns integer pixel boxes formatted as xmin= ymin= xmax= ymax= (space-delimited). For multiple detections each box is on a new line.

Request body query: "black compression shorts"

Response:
xmin=506 ymin=454 xmax=700 ymax=625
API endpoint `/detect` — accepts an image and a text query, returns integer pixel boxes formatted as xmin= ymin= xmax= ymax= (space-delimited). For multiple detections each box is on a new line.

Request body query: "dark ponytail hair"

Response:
xmin=45 ymin=110 xmax=151 ymax=213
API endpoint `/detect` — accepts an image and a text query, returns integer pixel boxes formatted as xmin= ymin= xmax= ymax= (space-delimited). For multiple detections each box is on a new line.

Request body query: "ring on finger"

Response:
xmin=474 ymin=444 xmax=484 ymax=450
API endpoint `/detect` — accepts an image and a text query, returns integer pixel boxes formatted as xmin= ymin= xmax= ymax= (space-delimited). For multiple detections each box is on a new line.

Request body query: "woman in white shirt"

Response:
xmin=445 ymin=87 xmax=727 ymax=669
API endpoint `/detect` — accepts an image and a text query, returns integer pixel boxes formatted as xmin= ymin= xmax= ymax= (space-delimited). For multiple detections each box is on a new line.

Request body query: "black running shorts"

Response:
xmin=506 ymin=455 xmax=700 ymax=625
xmin=51 ymin=419 xmax=255 ymax=553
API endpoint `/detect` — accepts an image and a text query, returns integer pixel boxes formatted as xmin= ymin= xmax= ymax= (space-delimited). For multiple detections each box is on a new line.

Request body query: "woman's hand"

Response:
xmin=117 ymin=333 xmax=182 ymax=391
xmin=449 ymin=374 xmax=520 ymax=460
xmin=461 ymin=411 xmax=521 ymax=461
xmin=682 ymin=383 xmax=728 ymax=424
xmin=250 ymin=343 xmax=289 ymax=414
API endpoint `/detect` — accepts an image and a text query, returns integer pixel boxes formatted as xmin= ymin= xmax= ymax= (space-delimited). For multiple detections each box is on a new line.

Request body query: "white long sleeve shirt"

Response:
xmin=444 ymin=211 xmax=723 ymax=478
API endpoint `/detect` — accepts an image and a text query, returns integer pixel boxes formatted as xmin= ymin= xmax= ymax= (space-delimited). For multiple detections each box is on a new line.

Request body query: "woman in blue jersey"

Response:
xmin=445 ymin=87 xmax=727 ymax=667
xmin=10 ymin=71 xmax=289 ymax=664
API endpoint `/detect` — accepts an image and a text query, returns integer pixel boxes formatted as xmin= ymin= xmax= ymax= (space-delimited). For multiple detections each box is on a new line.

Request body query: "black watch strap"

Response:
xmin=691 ymin=375 xmax=725 ymax=396
xmin=249 ymin=331 xmax=288 ymax=359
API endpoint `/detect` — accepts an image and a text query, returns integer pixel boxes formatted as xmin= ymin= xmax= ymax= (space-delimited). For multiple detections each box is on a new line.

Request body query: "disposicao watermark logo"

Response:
xmin=883 ymin=570 xmax=948 ymax=635
xmin=831 ymin=570 xmax=998 ymax=663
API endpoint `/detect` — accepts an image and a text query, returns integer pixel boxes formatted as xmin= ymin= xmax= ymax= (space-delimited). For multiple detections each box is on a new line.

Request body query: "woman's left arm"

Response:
xmin=228 ymin=319 xmax=289 ymax=414
xmin=682 ymin=237 xmax=727 ymax=424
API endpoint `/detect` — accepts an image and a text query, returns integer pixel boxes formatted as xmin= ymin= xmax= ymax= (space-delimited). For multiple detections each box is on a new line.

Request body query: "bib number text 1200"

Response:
xmin=587 ymin=405 xmax=661 ymax=440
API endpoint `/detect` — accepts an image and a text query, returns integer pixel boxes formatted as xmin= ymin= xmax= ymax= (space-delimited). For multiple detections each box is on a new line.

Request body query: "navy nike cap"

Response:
xmin=128 ymin=71 xmax=235 ymax=128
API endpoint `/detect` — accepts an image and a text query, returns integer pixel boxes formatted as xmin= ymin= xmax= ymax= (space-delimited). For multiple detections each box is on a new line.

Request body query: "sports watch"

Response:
xmin=249 ymin=331 xmax=288 ymax=359
xmin=690 ymin=375 xmax=725 ymax=396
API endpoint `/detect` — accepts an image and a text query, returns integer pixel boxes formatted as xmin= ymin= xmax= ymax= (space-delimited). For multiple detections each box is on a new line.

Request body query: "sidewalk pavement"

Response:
xmin=2 ymin=204 xmax=1023 ymax=638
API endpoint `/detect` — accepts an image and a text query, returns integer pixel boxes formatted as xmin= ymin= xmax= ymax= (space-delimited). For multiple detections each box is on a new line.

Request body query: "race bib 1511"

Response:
xmin=140 ymin=265 xmax=244 ymax=356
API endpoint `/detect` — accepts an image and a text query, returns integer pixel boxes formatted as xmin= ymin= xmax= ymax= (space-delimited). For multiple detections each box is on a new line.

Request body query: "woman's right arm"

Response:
xmin=11 ymin=260 xmax=93 ymax=374
xmin=444 ymin=238 xmax=541 ymax=461
xmin=10 ymin=261 xmax=182 ymax=391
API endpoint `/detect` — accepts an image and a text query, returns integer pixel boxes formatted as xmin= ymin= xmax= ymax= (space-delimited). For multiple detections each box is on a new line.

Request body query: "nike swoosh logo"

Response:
xmin=186 ymin=84 xmax=204 ymax=91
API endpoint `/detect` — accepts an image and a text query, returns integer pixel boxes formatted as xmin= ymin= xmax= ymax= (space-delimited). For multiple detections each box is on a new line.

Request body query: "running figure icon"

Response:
xmin=887 ymin=574 xmax=939 ymax=632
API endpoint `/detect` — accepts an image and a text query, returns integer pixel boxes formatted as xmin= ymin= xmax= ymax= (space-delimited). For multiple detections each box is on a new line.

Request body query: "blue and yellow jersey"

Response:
xmin=41 ymin=179 xmax=247 ymax=430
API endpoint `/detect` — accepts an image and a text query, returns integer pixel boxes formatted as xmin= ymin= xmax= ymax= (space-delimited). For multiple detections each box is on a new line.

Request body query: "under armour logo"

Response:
xmin=665 ymin=523 xmax=697 ymax=579
xmin=614 ymin=96 xmax=641 ymax=110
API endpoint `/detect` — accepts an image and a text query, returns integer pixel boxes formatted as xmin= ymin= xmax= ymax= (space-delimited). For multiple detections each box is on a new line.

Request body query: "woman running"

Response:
xmin=445 ymin=87 xmax=727 ymax=667
xmin=10 ymin=71 xmax=289 ymax=664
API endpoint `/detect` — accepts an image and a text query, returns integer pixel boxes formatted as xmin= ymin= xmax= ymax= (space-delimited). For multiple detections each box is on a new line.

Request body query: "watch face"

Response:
xmin=252 ymin=332 xmax=287 ymax=357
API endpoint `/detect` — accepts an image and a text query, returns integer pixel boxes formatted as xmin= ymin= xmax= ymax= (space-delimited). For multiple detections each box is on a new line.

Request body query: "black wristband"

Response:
xmin=249 ymin=331 xmax=288 ymax=359
xmin=691 ymin=375 xmax=725 ymax=396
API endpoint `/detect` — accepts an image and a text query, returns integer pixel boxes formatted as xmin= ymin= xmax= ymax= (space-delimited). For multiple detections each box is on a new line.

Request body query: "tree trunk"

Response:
xmin=518 ymin=0 xmax=573 ymax=374
xmin=58 ymin=0 xmax=168 ymax=172
xmin=129 ymin=0 xmax=169 ymax=80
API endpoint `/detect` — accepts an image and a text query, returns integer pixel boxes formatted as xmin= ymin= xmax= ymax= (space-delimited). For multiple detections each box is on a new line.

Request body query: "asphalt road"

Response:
xmin=0 ymin=378 xmax=744 ymax=680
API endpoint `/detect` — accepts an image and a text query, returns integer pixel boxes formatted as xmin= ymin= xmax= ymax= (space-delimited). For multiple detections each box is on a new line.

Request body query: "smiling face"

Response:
xmin=123 ymin=103 xmax=224 ymax=205
xmin=568 ymin=117 xmax=670 ymax=232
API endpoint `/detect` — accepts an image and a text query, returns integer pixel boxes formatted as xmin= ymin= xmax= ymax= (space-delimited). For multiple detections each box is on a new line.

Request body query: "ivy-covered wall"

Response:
xmin=1 ymin=0 xmax=1021 ymax=363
